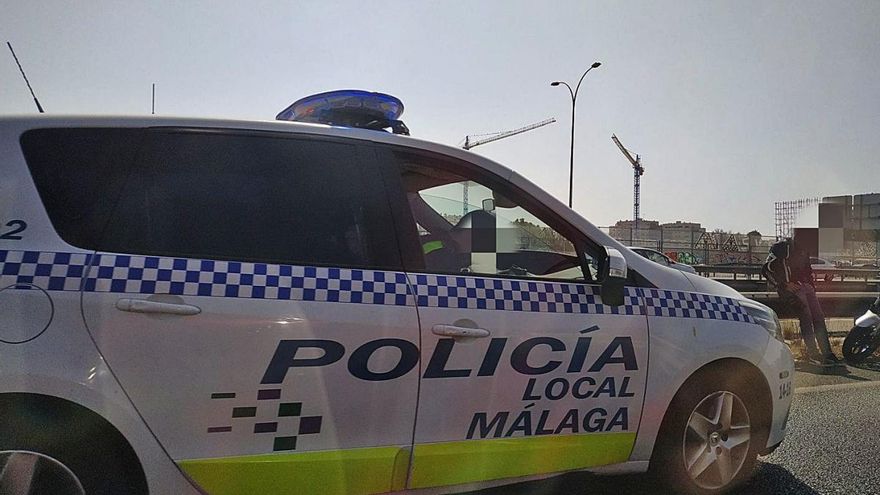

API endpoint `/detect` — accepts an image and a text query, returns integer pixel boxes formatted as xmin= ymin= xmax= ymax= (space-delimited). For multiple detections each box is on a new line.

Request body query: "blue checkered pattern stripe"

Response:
xmin=642 ymin=288 xmax=754 ymax=323
xmin=1 ymin=250 xmax=754 ymax=322
xmin=408 ymin=273 xmax=643 ymax=315
xmin=0 ymin=250 xmax=92 ymax=291
xmin=0 ymin=250 xmax=413 ymax=306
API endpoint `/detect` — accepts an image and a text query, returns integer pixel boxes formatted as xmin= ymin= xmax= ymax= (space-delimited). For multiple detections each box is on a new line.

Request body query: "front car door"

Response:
xmin=76 ymin=128 xmax=419 ymax=495
xmin=382 ymin=147 xmax=650 ymax=489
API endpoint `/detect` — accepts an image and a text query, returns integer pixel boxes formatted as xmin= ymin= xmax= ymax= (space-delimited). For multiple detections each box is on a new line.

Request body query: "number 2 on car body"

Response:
xmin=0 ymin=220 xmax=27 ymax=240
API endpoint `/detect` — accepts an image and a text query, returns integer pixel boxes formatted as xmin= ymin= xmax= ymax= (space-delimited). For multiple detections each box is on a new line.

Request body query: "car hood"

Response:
xmin=672 ymin=263 xmax=697 ymax=274
xmin=681 ymin=271 xmax=745 ymax=300
xmin=622 ymin=251 xmax=745 ymax=300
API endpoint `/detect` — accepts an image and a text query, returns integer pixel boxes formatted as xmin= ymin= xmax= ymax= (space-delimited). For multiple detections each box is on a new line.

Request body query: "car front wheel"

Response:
xmin=651 ymin=369 xmax=765 ymax=494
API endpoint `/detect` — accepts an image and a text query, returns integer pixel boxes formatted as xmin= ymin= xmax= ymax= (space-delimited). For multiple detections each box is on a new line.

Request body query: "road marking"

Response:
xmin=795 ymin=380 xmax=880 ymax=394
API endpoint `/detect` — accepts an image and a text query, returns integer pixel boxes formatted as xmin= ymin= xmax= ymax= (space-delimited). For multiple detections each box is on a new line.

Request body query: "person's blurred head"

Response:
xmin=791 ymin=228 xmax=817 ymax=256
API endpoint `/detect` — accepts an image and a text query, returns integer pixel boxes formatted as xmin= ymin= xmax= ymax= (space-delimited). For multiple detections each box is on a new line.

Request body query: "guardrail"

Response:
xmin=688 ymin=264 xmax=878 ymax=317
xmin=694 ymin=264 xmax=880 ymax=282
xmin=742 ymin=291 xmax=877 ymax=319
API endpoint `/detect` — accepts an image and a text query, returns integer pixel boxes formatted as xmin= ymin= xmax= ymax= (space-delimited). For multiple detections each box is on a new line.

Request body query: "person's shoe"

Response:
xmin=805 ymin=348 xmax=824 ymax=363
xmin=823 ymin=353 xmax=846 ymax=367
xmin=804 ymin=353 xmax=826 ymax=367
xmin=803 ymin=349 xmax=834 ymax=367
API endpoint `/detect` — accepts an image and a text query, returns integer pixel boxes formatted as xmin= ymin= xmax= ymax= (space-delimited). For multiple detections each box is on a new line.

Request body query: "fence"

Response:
xmin=601 ymin=228 xmax=880 ymax=267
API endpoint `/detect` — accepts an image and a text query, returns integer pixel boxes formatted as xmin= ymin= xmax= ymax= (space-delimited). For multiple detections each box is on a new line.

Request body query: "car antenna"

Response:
xmin=6 ymin=42 xmax=45 ymax=113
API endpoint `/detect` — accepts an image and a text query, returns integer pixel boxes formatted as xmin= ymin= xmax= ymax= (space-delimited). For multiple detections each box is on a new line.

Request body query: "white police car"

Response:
xmin=0 ymin=91 xmax=792 ymax=495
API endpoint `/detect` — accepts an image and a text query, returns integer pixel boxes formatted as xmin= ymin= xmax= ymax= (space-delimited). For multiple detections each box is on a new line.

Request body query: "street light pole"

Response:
xmin=552 ymin=61 xmax=601 ymax=208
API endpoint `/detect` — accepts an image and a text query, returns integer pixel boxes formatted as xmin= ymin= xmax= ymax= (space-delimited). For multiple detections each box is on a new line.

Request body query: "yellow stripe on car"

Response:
xmin=179 ymin=446 xmax=404 ymax=495
xmin=409 ymin=432 xmax=637 ymax=488
xmin=178 ymin=433 xmax=635 ymax=494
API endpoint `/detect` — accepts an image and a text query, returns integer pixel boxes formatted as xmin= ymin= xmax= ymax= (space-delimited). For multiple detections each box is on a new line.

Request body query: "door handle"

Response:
xmin=431 ymin=324 xmax=490 ymax=338
xmin=115 ymin=298 xmax=201 ymax=316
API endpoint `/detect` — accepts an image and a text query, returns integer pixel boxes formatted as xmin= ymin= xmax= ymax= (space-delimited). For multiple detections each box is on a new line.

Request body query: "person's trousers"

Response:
xmin=787 ymin=284 xmax=833 ymax=357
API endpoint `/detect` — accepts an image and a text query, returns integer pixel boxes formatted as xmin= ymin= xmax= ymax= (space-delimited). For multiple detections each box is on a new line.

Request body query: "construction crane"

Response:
xmin=611 ymin=134 xmax=645 ymax=231
xmin=459 ymin=118 xmax=556 ymax=215
xmin=462 ymin=118 xmax=556 ymax=150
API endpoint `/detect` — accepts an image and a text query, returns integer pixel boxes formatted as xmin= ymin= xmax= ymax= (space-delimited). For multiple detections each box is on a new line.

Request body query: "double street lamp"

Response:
xmin=551 ymin=61 xmax=602 ymax=208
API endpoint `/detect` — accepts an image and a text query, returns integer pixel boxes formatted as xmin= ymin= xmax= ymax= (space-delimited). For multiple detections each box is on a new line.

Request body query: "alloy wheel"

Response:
xmin=682 ymin=390 xmax=751 ymax=490
xmin=0 ymin=451 xmax=85 ymax=495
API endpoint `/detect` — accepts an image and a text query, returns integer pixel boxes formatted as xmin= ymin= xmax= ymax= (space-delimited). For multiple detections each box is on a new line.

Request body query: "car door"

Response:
xmin=382 ymin=147 xmax=650 ymax=490
xmin=79 ymin=129 xmax=420 ymax=495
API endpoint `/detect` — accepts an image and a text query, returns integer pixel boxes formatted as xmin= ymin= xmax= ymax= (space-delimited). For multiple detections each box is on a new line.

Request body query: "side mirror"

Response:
xmin=601 ymin=247 xmax=628 ymax=306
xmin=482 ymin=198 xmax=495 ymax=212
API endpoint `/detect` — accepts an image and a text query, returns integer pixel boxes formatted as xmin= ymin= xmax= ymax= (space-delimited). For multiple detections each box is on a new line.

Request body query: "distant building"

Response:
xmin=822 ymin=193 xmax=880 ymax=230
xmin=609 ymin=219 xmax=660 ymax=244
xmin=660 ymin=221 xmax=705 ymax=245
xmin=608 ymin=219 xmax=705 ymax=247
xmin=609 ymin=220 xmax=774 ymax=264
xmin=818 ymin=193 xmax=880 ymax=261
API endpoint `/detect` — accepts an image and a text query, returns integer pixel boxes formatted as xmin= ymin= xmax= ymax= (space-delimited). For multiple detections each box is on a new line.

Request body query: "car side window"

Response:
xmin=21 ymin=128 xmax=145 ymax=249
xmin=93 ymin=130 xmax=400 ymax=269
xmin=393 ymin=150 xmax=600 ymax=282
xmin=648 ymin=251 xmax=670 ymax=265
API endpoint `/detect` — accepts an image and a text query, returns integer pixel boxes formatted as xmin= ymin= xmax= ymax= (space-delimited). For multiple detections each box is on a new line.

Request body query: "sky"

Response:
xmin=2 ymin=0 xmax=877 ymax=235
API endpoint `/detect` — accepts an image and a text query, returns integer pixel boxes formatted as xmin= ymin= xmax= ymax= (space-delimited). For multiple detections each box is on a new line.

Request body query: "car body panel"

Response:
xmin=80 ymin=253 xmax=421 ymax=460
xmin=0 ymin=119 xmax=201 ymax=493
xmin=407 ymin=278 xmax=648 ymax=488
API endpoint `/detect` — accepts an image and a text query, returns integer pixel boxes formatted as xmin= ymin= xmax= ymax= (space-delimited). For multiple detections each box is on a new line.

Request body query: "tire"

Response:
xmin=651 ymin=368 xmax=767 ymax=495
xmin=842 ymin=325 xmax=880 ymax=364
xmin=0 ymin=394 xmax=148 ymax=495
xmin=0 ymin=451 xmax=85 ymax=495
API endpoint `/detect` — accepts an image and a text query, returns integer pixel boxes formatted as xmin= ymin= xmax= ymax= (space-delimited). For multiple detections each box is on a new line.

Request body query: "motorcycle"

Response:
xmin=842 ymin=295 xmax=880 ymax=364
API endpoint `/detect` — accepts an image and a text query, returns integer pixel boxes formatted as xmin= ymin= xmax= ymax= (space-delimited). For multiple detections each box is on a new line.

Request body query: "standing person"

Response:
xmin=763 ymin=234 xmax=842 ymax=367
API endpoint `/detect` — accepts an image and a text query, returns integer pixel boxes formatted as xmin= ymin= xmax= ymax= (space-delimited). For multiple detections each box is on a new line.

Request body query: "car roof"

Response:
xmin=0 ymin=113 xmax=536 ymax=192
xmin=0 ymin=113 xmax=483 ymax=167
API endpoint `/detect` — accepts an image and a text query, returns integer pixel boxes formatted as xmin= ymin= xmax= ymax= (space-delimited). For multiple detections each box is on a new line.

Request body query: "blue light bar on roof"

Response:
xmin=276 ymin=90 xmax=406 ymax=134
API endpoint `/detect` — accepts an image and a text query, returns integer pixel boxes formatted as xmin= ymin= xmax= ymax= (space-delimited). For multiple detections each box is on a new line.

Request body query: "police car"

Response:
xmin=0 ymin=91 xmax=792 ymax=495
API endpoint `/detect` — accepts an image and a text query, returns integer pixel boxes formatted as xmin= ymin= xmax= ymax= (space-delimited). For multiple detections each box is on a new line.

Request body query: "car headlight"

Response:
xmin=741 ymin=300 xmax=784 ymax=343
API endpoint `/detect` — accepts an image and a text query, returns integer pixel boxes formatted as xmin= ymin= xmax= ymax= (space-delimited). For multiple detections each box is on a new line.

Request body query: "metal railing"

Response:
xmin=602 ymin=227 xmax=880 ymax=267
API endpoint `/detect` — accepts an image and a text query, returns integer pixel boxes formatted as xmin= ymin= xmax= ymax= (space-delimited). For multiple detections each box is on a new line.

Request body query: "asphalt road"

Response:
xmin=466 ymin=358 xmax=880 ymax=495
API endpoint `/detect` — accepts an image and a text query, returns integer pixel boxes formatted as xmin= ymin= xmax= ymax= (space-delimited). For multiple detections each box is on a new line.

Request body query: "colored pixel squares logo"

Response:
xmin=207 ymin=388 xmax=323 ymax=452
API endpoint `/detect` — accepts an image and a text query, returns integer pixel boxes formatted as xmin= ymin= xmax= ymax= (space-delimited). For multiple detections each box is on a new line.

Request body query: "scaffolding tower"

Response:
xmin=774 ymin=198 xmax=819 ymax=239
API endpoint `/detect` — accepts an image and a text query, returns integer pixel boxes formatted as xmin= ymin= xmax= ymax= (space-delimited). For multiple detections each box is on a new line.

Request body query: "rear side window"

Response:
xmin=21 ymin=128 xmax=401 ymax=270
xmin=21 ymin=128 xmax=143 ymax=249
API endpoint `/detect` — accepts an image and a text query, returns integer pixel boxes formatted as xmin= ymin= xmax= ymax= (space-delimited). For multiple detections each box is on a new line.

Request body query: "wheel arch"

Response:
xmin=649 ymin=357 xmax=774 ymax=469
xmin=0 ymin=392 xmax=148 ymax=494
